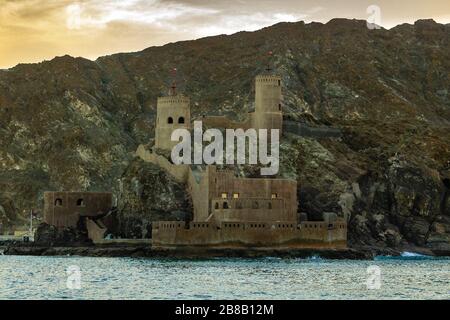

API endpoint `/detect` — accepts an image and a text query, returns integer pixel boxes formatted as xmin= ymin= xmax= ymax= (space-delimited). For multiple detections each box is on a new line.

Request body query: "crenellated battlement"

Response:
xmin=255 ymin=74 xmax=281 ymax=85
xmin=157 ymin=95 xmax=190 ymax=105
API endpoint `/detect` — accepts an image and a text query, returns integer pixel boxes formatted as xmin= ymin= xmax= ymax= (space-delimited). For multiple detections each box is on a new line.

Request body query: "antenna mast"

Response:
xmin=170 ymin=67 xmax=177 ymax=96
xmin=266 ymin=51 xmax=273 ymax=73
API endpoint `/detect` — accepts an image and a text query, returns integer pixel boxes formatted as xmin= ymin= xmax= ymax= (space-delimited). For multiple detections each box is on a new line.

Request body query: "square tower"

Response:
xmin=155 ymin=94 xmax=191 ymax=151
xmin=252 ymin=74 xmax=283 ymax=133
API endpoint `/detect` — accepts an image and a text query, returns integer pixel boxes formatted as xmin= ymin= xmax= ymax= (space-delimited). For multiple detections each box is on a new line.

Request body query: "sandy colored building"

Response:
xmin=153 ymin=165 xmax=347 ymax=248
xmin=150 ymin=72 xmax=347 ymax=248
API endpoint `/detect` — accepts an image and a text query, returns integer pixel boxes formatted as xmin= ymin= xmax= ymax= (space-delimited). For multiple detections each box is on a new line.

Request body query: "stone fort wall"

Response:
xmin=135 ymin=144 xmax=190 ymax=183
xmin=152 ymin=220 xmax=347 ymax=248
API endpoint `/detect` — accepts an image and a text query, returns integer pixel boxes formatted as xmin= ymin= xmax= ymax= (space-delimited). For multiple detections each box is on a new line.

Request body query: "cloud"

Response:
xmin=0 ymin=0 xmax=449 ymax=68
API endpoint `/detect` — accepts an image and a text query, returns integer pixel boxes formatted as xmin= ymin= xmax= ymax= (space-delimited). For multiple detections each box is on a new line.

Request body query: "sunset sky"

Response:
xmin=1 ymin=0 xmax=449 ymax=69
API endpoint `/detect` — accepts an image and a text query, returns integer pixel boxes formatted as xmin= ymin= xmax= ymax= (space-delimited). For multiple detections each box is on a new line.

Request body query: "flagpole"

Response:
xmin=29 ymin=209 xmax=33 ymax=238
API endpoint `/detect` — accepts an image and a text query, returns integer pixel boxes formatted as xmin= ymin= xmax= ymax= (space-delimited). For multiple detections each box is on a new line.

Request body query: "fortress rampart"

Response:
xmin=152 ymin=220 xmax=347 ymax=248
xmin=135 ymin=144 xmax=189 ymax=183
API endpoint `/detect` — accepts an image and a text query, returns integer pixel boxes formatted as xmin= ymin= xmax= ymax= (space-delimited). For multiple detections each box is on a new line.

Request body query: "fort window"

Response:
xmin=76 ymin=199 xmax=85 ymax=207
xmin=178 ymin=117 xmax=185 ymax=124
xmin=233 ymin=193 xmax=239 ymax=199
xmin=278 ymin=103 xmax=282 ymax=111
xmin=215 ymin=203 xmax=219 ymax=210
xmin=223 ymin=202 xmax=229 ymax=209
xmin=271 ymin=193 xmax=278 ymax=199
xmin=168 ymin=117 xmax=174 ymax=124
xmin=278 ymin=80 xmax=281 ymax=86
xmin=54 ymin=198 xmax=63 ymax=207
xmin=221 ymin=193 xmax=228 ymax=199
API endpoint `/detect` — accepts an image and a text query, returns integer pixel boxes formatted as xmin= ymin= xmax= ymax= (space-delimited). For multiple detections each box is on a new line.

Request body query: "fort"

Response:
xmin=41 ymin=67 xmax=348 ymax=250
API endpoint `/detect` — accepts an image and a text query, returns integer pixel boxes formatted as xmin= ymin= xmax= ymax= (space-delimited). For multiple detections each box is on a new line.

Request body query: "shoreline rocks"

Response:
xmin=0 ymin=243 xmax=406 ymax=260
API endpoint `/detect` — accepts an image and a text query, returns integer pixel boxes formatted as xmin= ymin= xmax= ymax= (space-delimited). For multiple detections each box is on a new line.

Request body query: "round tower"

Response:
xmin=253 ymin=74 xmax=283 ymax=132
xmin=155 ymin=95 xmax=191 ymax=151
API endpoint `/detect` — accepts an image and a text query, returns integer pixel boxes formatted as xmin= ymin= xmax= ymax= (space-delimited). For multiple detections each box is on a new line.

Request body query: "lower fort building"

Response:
xmin=152 ymin=166 xmax=347 ymax=248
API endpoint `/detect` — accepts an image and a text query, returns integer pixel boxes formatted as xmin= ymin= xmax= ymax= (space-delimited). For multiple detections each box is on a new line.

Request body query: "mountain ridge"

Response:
xmin=2 ymin=18 xmax=447 ymax=71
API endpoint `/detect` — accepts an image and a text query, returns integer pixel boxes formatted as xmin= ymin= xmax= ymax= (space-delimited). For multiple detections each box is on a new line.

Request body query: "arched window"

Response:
xmin=178 ymin=117 xmax=185 ymax=124
xmin=54 ymin=199 xmax=63 ymax=207
xmin=76 ymin=199 xmax=85 ymax=207
xmin=215 ymin=203 xmax=219 ymax=210
xmin=278 ymin=103 xmax=282 ymax=111
xmin=168 ymin=117 xmax=173 ymax=124
xmin=223 ymin=202 xmax=229 ymax=209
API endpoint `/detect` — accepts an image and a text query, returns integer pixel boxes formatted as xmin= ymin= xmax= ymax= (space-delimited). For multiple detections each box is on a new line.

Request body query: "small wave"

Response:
xmin=375 ymin=251 xmax=435 ymax=261
xmin=401 ymin=252 xmax=428 ymax=258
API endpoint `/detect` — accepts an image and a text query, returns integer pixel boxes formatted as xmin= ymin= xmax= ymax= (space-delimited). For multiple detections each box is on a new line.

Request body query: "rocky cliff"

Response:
xmin=0 ymin=19 xmax=449 ymax=252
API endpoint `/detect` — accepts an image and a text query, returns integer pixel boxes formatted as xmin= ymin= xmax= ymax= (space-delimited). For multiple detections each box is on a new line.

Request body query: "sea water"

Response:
xmin=0 ymin=254 xmax=448 ymax=300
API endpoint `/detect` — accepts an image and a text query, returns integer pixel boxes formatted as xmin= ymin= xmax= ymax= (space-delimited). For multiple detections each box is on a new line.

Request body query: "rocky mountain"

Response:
xmin=0 ymin=18 xmax=449 ymax=253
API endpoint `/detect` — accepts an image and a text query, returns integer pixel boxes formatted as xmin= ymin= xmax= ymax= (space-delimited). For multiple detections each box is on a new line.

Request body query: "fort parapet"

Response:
xmin=153 ymin=220 xmax=347 ymax=248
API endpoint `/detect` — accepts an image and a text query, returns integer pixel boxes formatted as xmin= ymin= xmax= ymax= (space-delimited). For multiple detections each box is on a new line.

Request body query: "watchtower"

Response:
xmin=155 ymin=68 xmax=191 ymax=151
xmin=251 ymin=52 xmax=283 ymax=133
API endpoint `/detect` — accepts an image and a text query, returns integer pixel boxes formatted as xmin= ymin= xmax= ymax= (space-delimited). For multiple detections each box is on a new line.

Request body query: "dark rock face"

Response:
xmin=112 ymin=159 xmax=191 ymax=239
xmin=0 ymin=194 xmax=19 ymax=230
xmin=346 ymin=163 xmax=446 ymax=251
xmin=0 ymin=19 xmax=449 ymax=252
